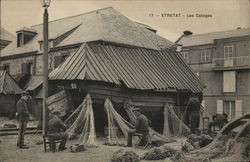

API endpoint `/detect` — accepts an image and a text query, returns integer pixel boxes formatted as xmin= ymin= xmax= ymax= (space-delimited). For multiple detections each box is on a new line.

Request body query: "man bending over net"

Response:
xmin=127 ymin=108 xmax=151 ymax=147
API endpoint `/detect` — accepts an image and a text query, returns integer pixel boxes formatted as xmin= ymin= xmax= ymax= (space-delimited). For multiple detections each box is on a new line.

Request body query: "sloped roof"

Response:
xmin=24 ymin=75 xmax=43 ymax=91
xmin=1 ymin=7 xmax=174 ymax=57
xmin=178 ymin=28 xmax=250 ymax=47
xmin=0 ymin=27 xmax=15 ymax=42
xmin=0 ymin=70 xmax=24 ymax=95
xmin=49 ymin=43 xmax=203 ymax=93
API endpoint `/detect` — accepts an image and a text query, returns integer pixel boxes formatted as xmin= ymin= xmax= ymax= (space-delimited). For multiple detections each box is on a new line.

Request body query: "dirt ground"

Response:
xmin=0 ymin=134 xmax=184 ymax=162
xmin=0 ymin=116 xmax=184 ymax=162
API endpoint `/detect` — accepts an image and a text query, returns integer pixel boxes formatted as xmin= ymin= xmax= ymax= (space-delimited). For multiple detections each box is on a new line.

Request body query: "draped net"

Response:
xmin=105 ymin=98 xmax=174 ymax=144
xmin=65 ymin=94 xmax=97 ymax=147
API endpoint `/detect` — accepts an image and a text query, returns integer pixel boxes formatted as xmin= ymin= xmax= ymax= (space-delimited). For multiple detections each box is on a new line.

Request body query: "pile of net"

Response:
xmin=182 ymin=134 xmax=213 ymax=152
xmin=180 ymin=114 xmax=250 ymax=162
xmin=104 ymin=98 xmax=175 ymax=145
xmin=111 ymin=149 xmax=140 ymax=162
xmin=65 ymin=94 xmax=97 ymax=147
xmin=141 ymin=144 xmax=177 ymax=160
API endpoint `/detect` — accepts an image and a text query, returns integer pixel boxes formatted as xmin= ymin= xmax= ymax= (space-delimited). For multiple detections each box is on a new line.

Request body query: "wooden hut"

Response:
xmin=49 ymin=42 xmax=204 ymax=133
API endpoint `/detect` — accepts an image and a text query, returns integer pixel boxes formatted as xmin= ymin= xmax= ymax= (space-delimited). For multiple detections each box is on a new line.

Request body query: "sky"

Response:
xmin=1 ymin=0 xmax=249 ymax=42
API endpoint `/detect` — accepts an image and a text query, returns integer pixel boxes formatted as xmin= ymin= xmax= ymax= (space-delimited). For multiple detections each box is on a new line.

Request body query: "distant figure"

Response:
xmin=16 ymin=92 xmax=30 ymax=149
xmin=47 ymin=111 xmax=68 ymax=151
xmin=209 ymin=113 xmax=228 ymax=133
xmin=127 ymin=108 xmax=151 ymax=147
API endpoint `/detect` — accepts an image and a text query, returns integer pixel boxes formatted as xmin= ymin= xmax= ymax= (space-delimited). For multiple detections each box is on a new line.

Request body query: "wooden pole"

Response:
xmin=42 ymin=8 xmax=49 ymax=136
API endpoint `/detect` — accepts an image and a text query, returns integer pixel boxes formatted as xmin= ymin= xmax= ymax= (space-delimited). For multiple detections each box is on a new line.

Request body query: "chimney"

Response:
xmin=175 ymin=30 xmax=193 ymax=44
xmin=183 ymin=30 xmax=193 ymax=36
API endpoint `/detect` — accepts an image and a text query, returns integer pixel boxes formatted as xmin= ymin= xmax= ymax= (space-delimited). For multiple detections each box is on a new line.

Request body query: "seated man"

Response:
xmin=127 ymin=108 xmax=151 ymax=147
xmin=209 ymin=113 xmax=228 ymax=133
xmin=47 ymin=111 xmax=68 ymax=151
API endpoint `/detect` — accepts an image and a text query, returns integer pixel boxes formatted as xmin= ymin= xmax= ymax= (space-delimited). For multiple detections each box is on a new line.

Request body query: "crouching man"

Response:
xmin=47 ymin=111 xmax=68 ymax=151
xmin=127 ymin=108 xmax=151 ymax=147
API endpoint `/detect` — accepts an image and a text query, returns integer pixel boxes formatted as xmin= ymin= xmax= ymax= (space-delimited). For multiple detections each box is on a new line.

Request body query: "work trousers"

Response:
xmin=17 ymin=121 xmax=27 ymax=147
xmin=127 ymin=130 xmax=149 ymax=146
xmin=47 ymin=132 xmax=68 ymax=150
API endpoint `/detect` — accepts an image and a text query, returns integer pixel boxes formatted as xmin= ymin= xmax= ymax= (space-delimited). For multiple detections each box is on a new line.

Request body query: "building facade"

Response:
xmin=178 ymin=28 xmax=250 ymax=120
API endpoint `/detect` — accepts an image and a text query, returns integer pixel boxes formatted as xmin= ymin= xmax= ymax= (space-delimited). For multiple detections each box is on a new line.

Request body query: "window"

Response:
xmin=17 ymin=33 xmax=23 ymax=47
xmin=22 ymin=62 xmax=34 ymax=75
xmin=223 ymin=71 xmax=236 ymax=92
xmin=223 ymin=101 xmax=235 ymax=120
xmin=181 ymin=51 xmax=189 ymax=63
xmin=224 ymin=45 xmax=233 ymax=59
xmin=3 ymin=64 xmax=10 ymax=73
xmin=201 ymin=50 xmax=211 ymax=63
xmin=39 ymin=40 xmax=54 ymax=51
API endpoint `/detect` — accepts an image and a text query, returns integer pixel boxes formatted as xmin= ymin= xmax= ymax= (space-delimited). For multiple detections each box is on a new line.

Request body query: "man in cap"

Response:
xmin=208 ymin=113 xmax=228 ymax=133
xmin=47 ymin=111 xmax=68 ymax=151
xmin=127 ymin=108 xmax=151 ymax=147
xmin=16 ymin=92 xmax=30 ymax=149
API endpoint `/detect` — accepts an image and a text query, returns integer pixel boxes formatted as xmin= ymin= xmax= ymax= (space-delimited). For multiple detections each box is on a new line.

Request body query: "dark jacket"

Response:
xmin=47 ymin=116 xmax=66 ymax=134
xmin=135 ymin=114 xmax=151 ymax=134
xmin=16 ymin=98 xmax=30 ymax=121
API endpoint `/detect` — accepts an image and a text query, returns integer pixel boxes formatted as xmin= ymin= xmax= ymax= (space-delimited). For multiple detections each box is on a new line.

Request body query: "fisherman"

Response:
xmin=47 ymin=111 xmax=68 ymax=151
xmin=127 ymin=108 xmax=151 ymax=147
xmin=16 ymin=92 xmax=30 ymax=149
xmin=209 ymin=113 xmax=228 ymax=133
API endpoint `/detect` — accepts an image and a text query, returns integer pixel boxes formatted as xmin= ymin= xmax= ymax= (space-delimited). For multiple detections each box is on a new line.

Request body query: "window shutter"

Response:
xmin=223 ymin=71 xmax=236 ymax=92
xmin=53 ymin=56 xmax=62 ymax=69
xmin=22 ymin=63 xmax=28 ymax=74
xmin=235 ymin=100 xmax=242 ymax=118
xmin=217 ymin=100 xmax=223 ymax=114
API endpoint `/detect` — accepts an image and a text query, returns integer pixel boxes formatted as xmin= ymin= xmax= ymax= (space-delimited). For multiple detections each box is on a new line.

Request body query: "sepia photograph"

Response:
xmin=0 ymin=0 xmax=249 ymax=161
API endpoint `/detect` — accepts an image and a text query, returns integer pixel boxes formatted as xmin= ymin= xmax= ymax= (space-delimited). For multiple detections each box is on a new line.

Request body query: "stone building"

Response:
xmin=178 ymin=28 xmax=250 ymax=120
xmin=0 ymin=7 xmax=204 ymax=133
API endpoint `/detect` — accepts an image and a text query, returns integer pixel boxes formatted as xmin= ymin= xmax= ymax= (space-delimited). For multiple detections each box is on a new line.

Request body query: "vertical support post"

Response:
xmin=43 ymin=8 xmax=49 ymax=136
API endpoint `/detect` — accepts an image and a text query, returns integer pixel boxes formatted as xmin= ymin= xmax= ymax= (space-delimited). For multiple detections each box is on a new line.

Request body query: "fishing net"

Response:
xmin=104 ymin=98 xmax=134 ymax=144
xmin=163 ymin=104 xmax=190 ymax=136
xmin=123 ymin=102 xmax=174 ymax=143
xmin=65 ymin=94 xmax=97 ymax=147
xmin=182 ymin=114 xmax=250 ymax=161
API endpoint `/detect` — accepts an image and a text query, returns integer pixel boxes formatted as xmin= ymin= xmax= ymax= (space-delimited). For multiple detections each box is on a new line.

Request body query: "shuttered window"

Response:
xmin=223 ymin=71 xmax=236 ymax=92
xmin=235 ymin=100 xmax=243 ymax=118
xmin=224 ymin=101 xmax=235 ymax=120
xmin=217 ymin=100 xmax=223 ymax=114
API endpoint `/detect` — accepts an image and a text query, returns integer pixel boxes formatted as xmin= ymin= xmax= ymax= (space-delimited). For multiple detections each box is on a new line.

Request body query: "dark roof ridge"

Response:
xmin=188 ymin=27 xmax=250 ymax=37
xmin=31 ymin=6 xmax=114 ymax=28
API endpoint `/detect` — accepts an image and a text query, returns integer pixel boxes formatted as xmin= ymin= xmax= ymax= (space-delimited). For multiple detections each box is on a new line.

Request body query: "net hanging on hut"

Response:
xmin=65 ymin=94 xmax=97 ymax=147
xmin=164 ymin=103 xmax=190 ymax=136
xmin=104 ymin=98 xmax=134 ymax=144
xmin=123 ymin=101 xmax=174 ymax=142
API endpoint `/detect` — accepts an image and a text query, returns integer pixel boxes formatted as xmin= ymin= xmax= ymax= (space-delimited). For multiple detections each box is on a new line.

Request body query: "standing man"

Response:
xmin=47 ymin=111 xmax=68 ymax=151
xmin=127 ymin=108 xmax=151 ymax=147
xmin=16 ymin=93 xmax=30 ymax=149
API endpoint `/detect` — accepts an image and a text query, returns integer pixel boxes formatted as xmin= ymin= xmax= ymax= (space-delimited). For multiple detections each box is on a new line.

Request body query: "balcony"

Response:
xmin=212 ymin=56 xmax=250 ymax=70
